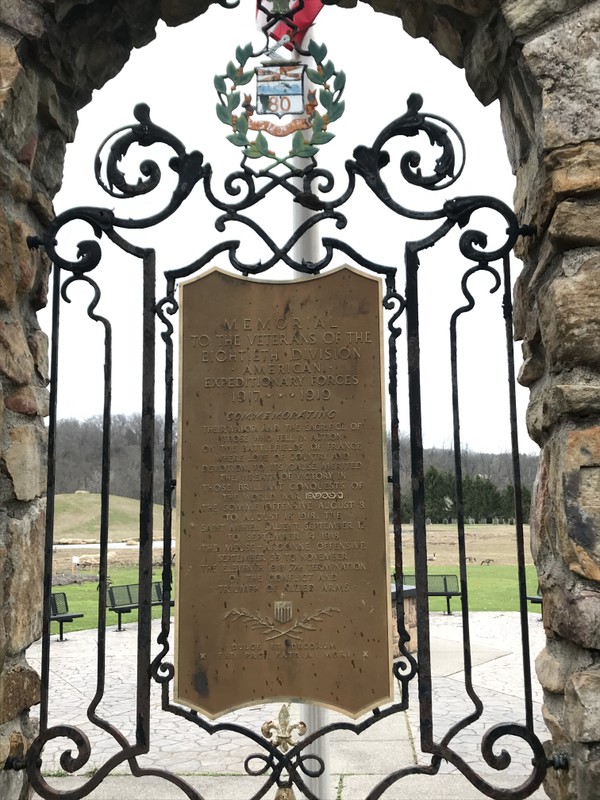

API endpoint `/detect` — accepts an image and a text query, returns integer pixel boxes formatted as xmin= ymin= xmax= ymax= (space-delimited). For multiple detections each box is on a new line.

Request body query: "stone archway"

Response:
xmin=1 ymin=2 xmax=599 ymax=798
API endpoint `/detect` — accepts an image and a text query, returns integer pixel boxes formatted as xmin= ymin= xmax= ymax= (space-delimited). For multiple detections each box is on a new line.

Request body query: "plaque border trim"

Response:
xmin=174 ymin=264 xmax=393 ymax=720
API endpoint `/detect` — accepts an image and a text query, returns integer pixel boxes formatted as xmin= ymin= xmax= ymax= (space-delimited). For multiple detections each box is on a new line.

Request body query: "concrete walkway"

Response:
xmin=27 ymin=612 xmax=549 ymax=799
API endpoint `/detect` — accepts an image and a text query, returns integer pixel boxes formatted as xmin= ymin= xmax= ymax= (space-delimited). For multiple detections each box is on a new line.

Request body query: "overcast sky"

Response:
xmin=43 ymin=1 xmax=537 ymax=455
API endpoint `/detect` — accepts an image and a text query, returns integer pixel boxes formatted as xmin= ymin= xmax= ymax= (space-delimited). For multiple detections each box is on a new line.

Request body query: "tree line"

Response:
xmin=398 ymin=465 xmax=532 ymax=525
xmin=54 ymin=416 xmax=538 ymax=518
xmin=54 ymin=414 xmax=173 ymax=504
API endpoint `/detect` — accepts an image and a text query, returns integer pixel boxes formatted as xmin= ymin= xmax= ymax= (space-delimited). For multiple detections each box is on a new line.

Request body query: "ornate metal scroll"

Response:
xmin=20 ymin=2 xmax=563 ymax=798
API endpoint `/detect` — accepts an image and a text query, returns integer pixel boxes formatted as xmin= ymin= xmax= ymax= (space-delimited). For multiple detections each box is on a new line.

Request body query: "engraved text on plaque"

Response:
xmin=175 ymin=266 xmax=392 ymax=718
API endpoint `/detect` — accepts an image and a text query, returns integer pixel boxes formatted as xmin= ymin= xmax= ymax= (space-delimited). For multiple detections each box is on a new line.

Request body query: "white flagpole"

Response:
xmin=292 ymin=43 xmax=331 ymax=800
xmin=260 ymin=9 xmax=332 ymax=796
xmin=292 ymin=205 xmax=332 ymax=800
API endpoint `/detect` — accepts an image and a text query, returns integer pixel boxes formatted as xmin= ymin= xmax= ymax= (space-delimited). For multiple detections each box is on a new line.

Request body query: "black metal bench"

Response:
xmin=107 ymin=581 xmax=172 ymax=631
xmin=50 ymin=591 xmax=84 ymax=641
xmin=403 ymin=574 xmax=461 ymax=614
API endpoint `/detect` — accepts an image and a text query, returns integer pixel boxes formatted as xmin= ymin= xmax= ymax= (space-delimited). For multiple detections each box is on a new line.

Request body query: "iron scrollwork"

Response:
xmin=24 ymin=3 xmax=557 ymax=798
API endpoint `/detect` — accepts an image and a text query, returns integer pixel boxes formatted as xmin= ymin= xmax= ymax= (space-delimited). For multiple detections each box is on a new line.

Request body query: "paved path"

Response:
xmin=27 ymin=612 xmax=549 ymax=799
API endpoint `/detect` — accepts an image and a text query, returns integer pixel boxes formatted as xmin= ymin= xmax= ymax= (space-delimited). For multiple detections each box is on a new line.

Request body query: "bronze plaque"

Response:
xmin=175 ymin=266 xmax=392 ymax=719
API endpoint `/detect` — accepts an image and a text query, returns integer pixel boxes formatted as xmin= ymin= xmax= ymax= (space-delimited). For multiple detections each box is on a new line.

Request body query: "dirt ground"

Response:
xmin=51 ymin=547 xmax=145 ymax=582
xmin=398 ymin=524 xmax=534 ymax=568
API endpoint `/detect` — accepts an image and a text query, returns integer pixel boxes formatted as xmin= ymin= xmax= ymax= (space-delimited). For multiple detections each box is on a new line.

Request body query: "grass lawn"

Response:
xmin=53 ymin=493 xmax=163 ymax=541
xmin=416 ymin=564 xmax=541 ymax=613
xmin=52 ymin=563 xmax=540 ymax=636
xmin=51 ymin=567 xmax=168 ymax=635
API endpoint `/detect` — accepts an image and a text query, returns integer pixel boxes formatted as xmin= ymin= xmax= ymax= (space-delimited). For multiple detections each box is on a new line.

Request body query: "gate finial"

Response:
xmin=262 ymin=704 xmax=307 ymax=799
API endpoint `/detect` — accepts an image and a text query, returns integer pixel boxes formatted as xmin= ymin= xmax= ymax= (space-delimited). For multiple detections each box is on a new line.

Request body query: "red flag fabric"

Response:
xmin=257 ymin=0 xmax=324 ymax=48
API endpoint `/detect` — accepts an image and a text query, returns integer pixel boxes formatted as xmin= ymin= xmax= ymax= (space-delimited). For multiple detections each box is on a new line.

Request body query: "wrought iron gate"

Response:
xmin=20 ymin=3 xmax=563 ymax=798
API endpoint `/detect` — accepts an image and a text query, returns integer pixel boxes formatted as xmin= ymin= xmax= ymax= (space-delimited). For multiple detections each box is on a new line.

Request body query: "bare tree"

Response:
xmin=55 ymin=414 xmax=175 ymax=503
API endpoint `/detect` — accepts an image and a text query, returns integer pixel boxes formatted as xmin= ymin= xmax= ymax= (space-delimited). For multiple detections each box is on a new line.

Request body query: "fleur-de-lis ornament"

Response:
xmin=262 ymin=704 xmax=308 ymax=800
xmin=262 ymin=703 xmax=307 ymax=753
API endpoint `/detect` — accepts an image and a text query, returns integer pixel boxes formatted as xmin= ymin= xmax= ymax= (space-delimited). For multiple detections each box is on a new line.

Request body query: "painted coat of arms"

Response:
xmin=214 ymin=36 xmax=345 ymax=169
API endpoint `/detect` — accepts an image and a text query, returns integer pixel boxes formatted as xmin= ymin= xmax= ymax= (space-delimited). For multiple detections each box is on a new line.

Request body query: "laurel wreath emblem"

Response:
xmin=224 ymin=606 xmax=341 ymax=640
xmin=214 ymin=39 xmax=345 ymax=168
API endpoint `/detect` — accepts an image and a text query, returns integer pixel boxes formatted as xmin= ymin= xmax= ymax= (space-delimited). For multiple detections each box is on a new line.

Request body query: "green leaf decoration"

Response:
xmin=216 ymin=103 xmax=232 ymax=125
xmin=312 ymin=112 xmax=324 ymax=135
xmin=292 ymin=131 xmax=306 ymax=152
xmin=308 ymin=40 xmax=327 ymax=64
xmin=226 ymin=61 xmax=238 ymax=82
xmin=227 ymin=133 xmax=249 ymax=147
xmin=236 ymin=43 xmax=253 ymax=67
xmin=214 ymin=74 xmax=227 ymax=94
xmin=333 ymin=70 xmax=346 ymax=93
xmin=319 ymin=89 xmax=333 ymax=111
xmin=306 ymin=68 xmax=324 ymax=85
xmin=310 ymin=130 xmax=335 ymax=145
xmin=255 ymin=131 xmax=270 ymax=156
xmin=237 ymin=113 xmax=249 ymax=136
xmin=294 ymin=142 xmax=319 ymax=158
xmin=327 ymin=100 xmax=345 ymax=123
xmin=322 ymin=60 xmax=335 ymax=81
xmin=245 ymin=144 xmax=263 ymax=159
xmin=227 ymin=91 xmax=241 ymax=110
xmin=237 ymin=70 xmax=255 ymax=86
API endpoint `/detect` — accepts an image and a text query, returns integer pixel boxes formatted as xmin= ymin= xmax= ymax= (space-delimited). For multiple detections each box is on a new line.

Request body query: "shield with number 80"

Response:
xmin=256 ymin=64 xmax=305 ymax=117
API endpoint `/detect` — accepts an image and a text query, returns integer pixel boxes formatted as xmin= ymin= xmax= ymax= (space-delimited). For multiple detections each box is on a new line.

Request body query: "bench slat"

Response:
xmin=107 ymin=582 xmax=173 ymax=631
xmin=50 ymin=592 xmax=84 ymax=641
xmin=50 ymin=592 xmax=68 ymax=616
xmin=403 ymin=575 xmax=460 ymax=593
xmin=402 ymin=574 xmax=461 ymax=614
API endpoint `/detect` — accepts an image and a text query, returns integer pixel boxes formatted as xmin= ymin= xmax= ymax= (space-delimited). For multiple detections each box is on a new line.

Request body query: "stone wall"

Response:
xmin=1 ymin=6 xmax=52 ymax=798
xmin=0 ymin=1 xmax=599 ymax=799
